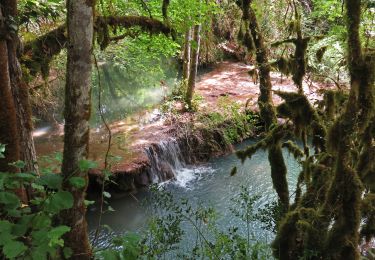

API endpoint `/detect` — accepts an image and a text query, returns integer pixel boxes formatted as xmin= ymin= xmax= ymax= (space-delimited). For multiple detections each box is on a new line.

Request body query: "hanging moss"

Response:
xmin=269 ymin=143 xmax=290 ymax=207
xmin=247 ymin=68 xmax=258 ymax=84
xmin=357 ymin=120 xmax=375 ymax=191
xmin=96 ymin=18 xmax=110 ymax=50
xmin=323 ymin=90 xmax=336 ymax=120
xmin=361 ymin=194 xmax=375 ymax=242
xmin=324 ymin=165 xmax=363 ymax=260
xmin=243 ymin=29 xmax=255 ymax=52
xmin=22 ymin=25 xmax=67 ymax=79
xmin=237 ymin=22 xmax=244 ymax=42
xmin=316 ymin=46 xmax=327 ymax=62
xmin=273 ymin=207 xmax=322 ymax=259
xmin=236 ymin=140 xmax=267 ymax=163
xmin=277 ymin=57 xmax=292 ymax=76
xmin=275 ymin=90 xmax=326 ymax=152
xmin=282 ymin=140 xmax=304 ymax=160
xmin=287 ymin=19 xmax=301 ymax=35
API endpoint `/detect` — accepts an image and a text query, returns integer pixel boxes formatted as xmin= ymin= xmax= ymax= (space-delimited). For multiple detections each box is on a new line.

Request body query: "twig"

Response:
xmin=92 ymin=53 xmax=113 ymax=247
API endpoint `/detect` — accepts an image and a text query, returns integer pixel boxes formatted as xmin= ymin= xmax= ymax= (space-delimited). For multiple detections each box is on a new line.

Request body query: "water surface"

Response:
xmin=87 ymin=139 xmax=300 ymax=249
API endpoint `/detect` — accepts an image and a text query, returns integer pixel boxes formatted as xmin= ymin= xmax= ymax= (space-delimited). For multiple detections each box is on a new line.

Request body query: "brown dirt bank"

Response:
xmin=33 ymin=61 xmax=334 ymax=192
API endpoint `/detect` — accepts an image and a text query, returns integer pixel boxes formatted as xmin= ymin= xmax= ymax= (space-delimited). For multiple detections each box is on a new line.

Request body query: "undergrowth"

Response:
xmin=95 ymin=185 xmax=274 ymax=260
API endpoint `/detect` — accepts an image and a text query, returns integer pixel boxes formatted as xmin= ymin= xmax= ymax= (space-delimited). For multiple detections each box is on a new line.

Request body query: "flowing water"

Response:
xmin=87 ymin=139 xmax=300 ymax=251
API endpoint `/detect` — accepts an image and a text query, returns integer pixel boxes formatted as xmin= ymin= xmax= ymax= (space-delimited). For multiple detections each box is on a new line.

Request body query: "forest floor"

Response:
xmin=34 ymin=61 xmax=331 ymax=173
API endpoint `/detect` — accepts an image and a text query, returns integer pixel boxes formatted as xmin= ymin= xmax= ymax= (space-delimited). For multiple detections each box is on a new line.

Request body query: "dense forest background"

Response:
xmin=0 ymin=0 xmax=374 ymax=259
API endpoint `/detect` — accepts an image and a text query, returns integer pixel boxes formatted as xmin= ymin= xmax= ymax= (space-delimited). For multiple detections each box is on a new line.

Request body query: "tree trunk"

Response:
xmin=323 ymin=1 xmax=371 ymax=258
xmin=60 ymin=0 xmax=94 ymax=258
xmin=182 ymin=28 xmax=192 ymax=81
xmin=185 ymin=24 xmax=201 ymax=109
xmin=0 ymin=12 xmax=19 ymax=172
xmin=0 ymin=0 xmax=30 ymax=203
xmin=5 ymin=1 xmax=38 ymax=175
xmin=244 ymin=0 xmax=289 ymax=207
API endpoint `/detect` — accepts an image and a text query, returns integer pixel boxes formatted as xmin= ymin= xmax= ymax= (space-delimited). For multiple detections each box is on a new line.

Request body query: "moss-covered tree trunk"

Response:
xmin=323 ymin=0 xmax=372 ymax=258
xmin=3 ymin=0 xmax=38 ymax=175
xmin=182 ymin=29 xmax=192 ymax=81
xmin=60 ymin=0 xmax=94 ymax=258
xmin=185 ymin=24 xmax=201 ymax=109
xmin=243 ymin=0 xmax=289 ymax=207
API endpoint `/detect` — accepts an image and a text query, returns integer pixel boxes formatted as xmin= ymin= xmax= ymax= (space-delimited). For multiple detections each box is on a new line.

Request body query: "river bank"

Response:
xmin=34 ymin=61 xmax=331 ymax=193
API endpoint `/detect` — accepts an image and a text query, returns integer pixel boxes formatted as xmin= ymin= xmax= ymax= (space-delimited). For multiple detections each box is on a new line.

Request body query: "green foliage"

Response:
xmin=308 ymin=36 xmax=348 ymax=83
xmin=97 ymin=185 xmax=272 ymax=259
xmin=0 ymin=170 xmax=72 ymax=259
xmin=19 ymin=0 xmax=65 ymax=27
xmin=0 ymin=147 xmax=101 ymax=259
xmin=197 ymin=96 xmax=259 ymax=144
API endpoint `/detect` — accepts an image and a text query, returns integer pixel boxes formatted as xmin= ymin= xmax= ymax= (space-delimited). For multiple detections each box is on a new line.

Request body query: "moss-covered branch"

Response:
xmin=21 ymin=15 xmax=173 ymax=77
xmin=22 ymin=25 xmax=67 ymax=78
xmin=238 ymin=0 xmax=290 ymax=209
xmin=95 ymin=16 xmax=172 ymax=35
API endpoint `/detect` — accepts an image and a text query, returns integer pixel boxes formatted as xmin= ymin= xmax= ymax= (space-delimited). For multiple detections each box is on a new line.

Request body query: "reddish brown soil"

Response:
xmin=34 ymin=61 xmax=331 ymax=173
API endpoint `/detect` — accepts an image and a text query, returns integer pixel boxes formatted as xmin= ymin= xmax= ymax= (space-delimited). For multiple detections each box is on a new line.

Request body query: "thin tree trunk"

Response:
xmin=60 ymin=0 xmax=94 ymax=258
xmin=182 ymin=28 xmax=192 ymax=81
xmin=185 ymin=24 xmax=201 ymax=109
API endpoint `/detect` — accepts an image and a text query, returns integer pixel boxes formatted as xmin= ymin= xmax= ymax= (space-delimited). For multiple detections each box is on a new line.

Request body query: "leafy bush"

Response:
xmin=96 ymin=185 xmax=273 ymax=259
xmin=0 ymin=146 xmax=96 ymax=259
xmin=197 ymin=96 xmax=259 ymax=144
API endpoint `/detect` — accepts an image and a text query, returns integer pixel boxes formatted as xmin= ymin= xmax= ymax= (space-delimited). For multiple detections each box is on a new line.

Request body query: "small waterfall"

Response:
xmin=145 ymin=138 xmax=186 ymax=183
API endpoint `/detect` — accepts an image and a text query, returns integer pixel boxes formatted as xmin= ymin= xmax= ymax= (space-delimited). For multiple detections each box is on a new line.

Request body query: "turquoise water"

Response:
xmin=87 ymin=139 xmax=300 ymax=251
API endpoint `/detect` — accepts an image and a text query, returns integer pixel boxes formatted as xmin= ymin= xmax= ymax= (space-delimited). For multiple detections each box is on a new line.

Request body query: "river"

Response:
xmin=87 ymin=139 xmax=300 ymax=256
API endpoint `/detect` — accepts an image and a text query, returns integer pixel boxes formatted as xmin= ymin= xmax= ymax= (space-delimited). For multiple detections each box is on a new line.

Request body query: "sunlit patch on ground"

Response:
xmin=32 ymin=126 xmax=52 ymax=138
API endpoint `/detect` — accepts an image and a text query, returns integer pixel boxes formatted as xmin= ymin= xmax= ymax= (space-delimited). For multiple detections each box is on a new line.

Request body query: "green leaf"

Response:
xmin=13 ymin=173 xmax=36 ymax=182
xmin=0 ymin=220 xmax=15 ymax=246
xmin=31 ymin=183 xmax=45 ymax=192
xmin=54 ymin=152 xmax=63 ymax=163
xmin=84 ymin=199 xmax=95 ymax=206
xmin=31 ymin=247 xmax=48 ymax=260
xmin=78 ymin=160 xmax=98 ymax=171
xmin=9 ymin=160 xmax=26 ymax=169
xmin=13 ymin=215 xmax=33 ymax=236
xmin=69 ymin=177 xmax=86 ymax=189
xmin=103 ymin=191 xmax=111 ymax=198
xmin=32 ymin=214 xmax=52 ymax=229
xmin=0 ymin=191 xmax=20 ymax=209
xmin=48 ymin=225 xmax=70 ymax=247
xmin=37 ymin=174 xmax=62 ymax=190
xmin=98 ymin=249 xmax=120 ymax=260
xmin=48 ymin=226 xmax=70 ymax=238
xmin=44 ymin=191 xmax=73 ymax=213
xmin=31 ymin=229 xmax=49 ymax=245
xmin=63 ymin=247 xmax=73 ymax=259
xmin=121 ymin=232 xmax=141 ymax=260
xmin=0 ymin=143 xmax=6 ymax=158
xmin=0 ymin=220 xmax=13 ymax=232
xmin=3 ymin=241 xmax=27 ymax=258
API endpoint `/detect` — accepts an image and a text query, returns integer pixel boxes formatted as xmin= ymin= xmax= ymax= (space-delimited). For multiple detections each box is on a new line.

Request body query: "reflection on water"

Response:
xmin=87 ymin=139 xmax=300 ymax=249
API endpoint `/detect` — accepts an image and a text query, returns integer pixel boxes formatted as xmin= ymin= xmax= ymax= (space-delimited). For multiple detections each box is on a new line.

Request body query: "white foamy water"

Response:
xmin=174 ymin=166 xmax=215 ymax=189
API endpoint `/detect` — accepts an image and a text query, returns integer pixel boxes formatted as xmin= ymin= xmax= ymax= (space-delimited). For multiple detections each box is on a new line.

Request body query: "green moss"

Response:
xmin=282 ymin=140 xmax=304 ymax=160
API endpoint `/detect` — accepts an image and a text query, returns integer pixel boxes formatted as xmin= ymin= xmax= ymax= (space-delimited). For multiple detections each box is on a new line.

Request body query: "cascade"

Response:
xmin=145 ymin=138 xmax=186 ymax=182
